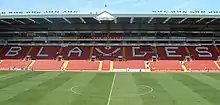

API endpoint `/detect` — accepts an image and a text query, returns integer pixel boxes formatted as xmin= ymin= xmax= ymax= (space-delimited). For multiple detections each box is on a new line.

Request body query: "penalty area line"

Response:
xmin=107 ymin=73 xmax=116 ymax=105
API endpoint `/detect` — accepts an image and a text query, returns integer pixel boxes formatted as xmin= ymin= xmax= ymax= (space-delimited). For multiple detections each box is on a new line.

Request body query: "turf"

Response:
xmin=0 ymin=71 xmax=220 ymax=105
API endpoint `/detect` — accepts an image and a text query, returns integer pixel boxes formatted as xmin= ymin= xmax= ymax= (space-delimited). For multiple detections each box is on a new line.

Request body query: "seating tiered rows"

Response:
xmin=66 ymin=60 xmax=99 ymax=71
xmin=184 ymin=60 xmax=219 ymax=71
xmin=0 ymin=59 xmax=31 ymax=70
xmin=32 ymin=60 xmax=64 ymax=71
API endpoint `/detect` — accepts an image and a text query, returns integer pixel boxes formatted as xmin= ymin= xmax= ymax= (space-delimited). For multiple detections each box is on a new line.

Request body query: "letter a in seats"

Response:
xmin=68 ymin=47 xmax=82 ymax=57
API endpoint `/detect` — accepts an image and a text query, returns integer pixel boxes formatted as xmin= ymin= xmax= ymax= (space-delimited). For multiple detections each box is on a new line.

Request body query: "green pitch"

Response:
xmin=0 ymin=71 xmax=220 ymax=105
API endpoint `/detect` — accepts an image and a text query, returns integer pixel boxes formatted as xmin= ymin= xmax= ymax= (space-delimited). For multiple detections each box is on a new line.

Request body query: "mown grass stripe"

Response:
xmin=132 ymin=73 xmax=174 ymax=105
xmin=0 ymin=72 xmax=62 ymax=102
xmin=0 ymin=71 xmax=44 ymax=89
xmin=155 ymin=73 xmax=212 ymax=105
xmin=0 ymin=71 xmax=11 ymax=75
xmin=0 ymin=72 xmax=77 ymax=105
xmin=171 ymin=73 xmax=220 ymax=105
xmin=202 ymin=73 xmax=220 ymax=81
xmin=34 ymin=73 xmax=97 ymax=105
xmin=110 ymin=73 xmax=143 ymax=105
xmin=71 ymin=73 xmax=114 ymax=105
xmin=0 ymin=71 xmax=27 ymax=81
xmin=189 ymin=73 xmax=220 ymax=91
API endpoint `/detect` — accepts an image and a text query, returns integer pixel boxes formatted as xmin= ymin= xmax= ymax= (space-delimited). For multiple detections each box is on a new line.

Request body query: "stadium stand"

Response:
xmin=0 ymin=11 xmax=220 ymax=72
xmin=0 ymin=45 xmax=219 ymax=71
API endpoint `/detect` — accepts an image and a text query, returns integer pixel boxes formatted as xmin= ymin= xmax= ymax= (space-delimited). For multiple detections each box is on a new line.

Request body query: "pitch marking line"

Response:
xmin=70 ymin=84 xmax=154 ymax=98
xmin=70 ymin=85 xmax=83 ymax=95
xmin=107 ymin=73 xmax=116 ymax=105
xmin=112 ymin=85 xmax=154 ymax=98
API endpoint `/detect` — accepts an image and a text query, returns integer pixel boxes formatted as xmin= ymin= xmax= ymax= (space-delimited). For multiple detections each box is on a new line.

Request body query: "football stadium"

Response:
xmin=1 ymin=7 xmax=220 ymax=105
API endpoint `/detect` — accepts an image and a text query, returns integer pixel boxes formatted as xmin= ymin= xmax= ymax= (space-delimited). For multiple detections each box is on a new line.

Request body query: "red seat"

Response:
xmin=113 ymin=60 xmax=145 ymax=69
xmin=150 ymin=60 xmax=183 ymax=71
xmin=102 ymin=60 xmax=111 ymax=71
xmin=66 ymin=60 xmax=99 ymax=71
xmin=32 ymin=60 xmax=64 ymax=71
xmin=185 ymin=60 xmax=219 ymax=70
xmin=0 ymin=59 xmax=31 ymax=70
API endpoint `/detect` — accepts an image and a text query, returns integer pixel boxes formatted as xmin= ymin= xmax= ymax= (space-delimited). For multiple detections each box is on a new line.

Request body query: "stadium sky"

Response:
xmin=0 ymin=0 xmax=219 ymax=13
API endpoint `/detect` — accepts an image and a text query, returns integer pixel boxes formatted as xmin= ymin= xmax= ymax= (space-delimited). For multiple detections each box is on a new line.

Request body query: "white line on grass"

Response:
xmin=107 ymin=73 xmax=116 ymax=105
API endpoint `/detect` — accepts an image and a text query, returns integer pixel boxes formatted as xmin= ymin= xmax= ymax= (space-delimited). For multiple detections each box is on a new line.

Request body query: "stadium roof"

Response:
xmin=1 ymin=11 xmax=220 ymax=25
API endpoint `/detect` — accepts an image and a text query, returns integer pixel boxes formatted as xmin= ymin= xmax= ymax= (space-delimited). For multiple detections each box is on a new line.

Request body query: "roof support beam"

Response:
xmin=63 ymin=17 xmax=71 ymax=24
xmin=130 ymin=17 xmax=134 ymax=23
xmin=28 ymin=18 xmax=36 ymax=23
xmin=148 ymin=17 xmax=154 ymax=23
xmin=0 ymin=20 xmax=12 ymax=24
xmin=162 ymin=17 xmax=171 ymax=24
xmin=206 ymin=18 xmax=217 ymax=24
xmin=195 ymin=18 xmax=204 ymax=23
xmin=95 ymin=18 xmax=102 ymax=23
xmin=79 ymin=17 xmax=86 ymax=23
xmin=97 ymin=20 xmax=102 ymax=23
xmin=44 ymin=18 xmax=53 ymax=23
xmin=13 ymin=19 xmax=25 ymax=24
xmin=114 ymin=18 xmax=117 ymax=24
xmin=178 ymin=18 xmax=188 ymax=24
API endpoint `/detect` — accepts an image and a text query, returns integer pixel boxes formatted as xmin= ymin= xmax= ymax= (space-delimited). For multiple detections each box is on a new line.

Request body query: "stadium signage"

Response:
xmin=2 ymin=46 xmax=217 ymax=59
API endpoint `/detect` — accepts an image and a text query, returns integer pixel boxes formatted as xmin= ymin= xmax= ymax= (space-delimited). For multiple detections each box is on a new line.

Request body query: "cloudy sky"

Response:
xmin=0 ymin=0 xmax=219 ymax=13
